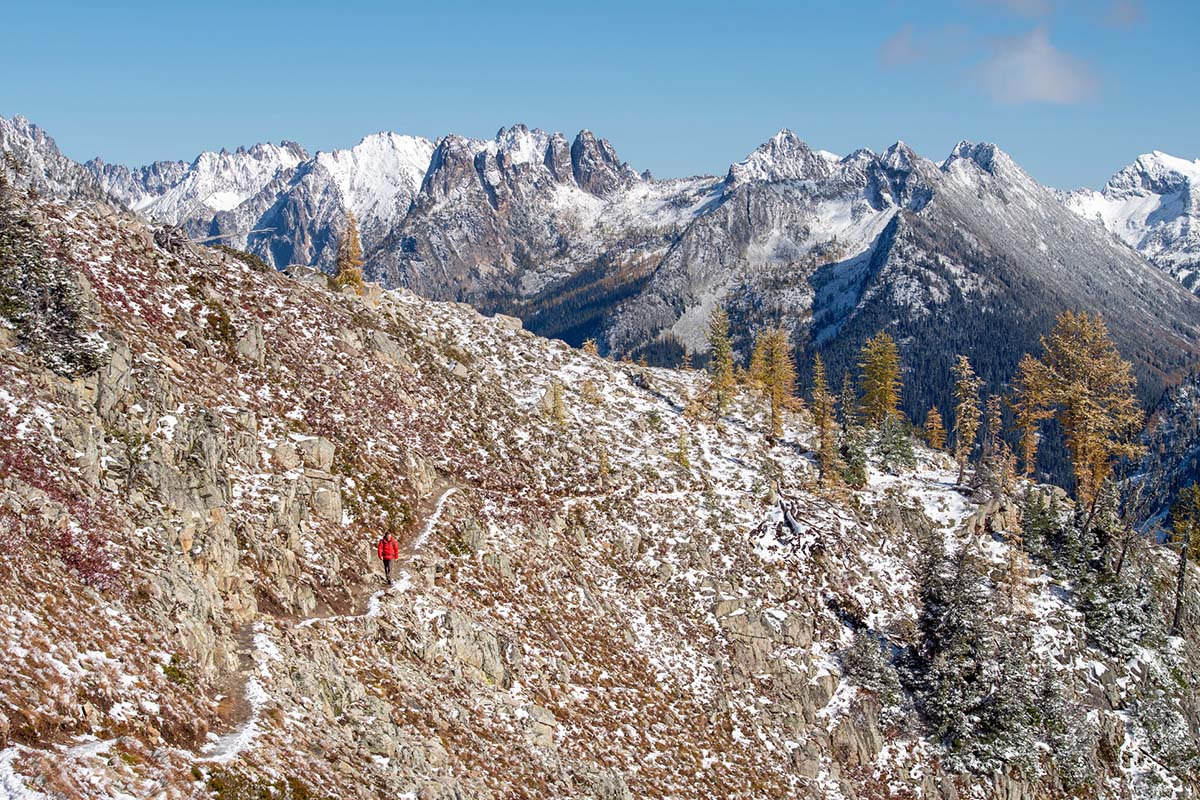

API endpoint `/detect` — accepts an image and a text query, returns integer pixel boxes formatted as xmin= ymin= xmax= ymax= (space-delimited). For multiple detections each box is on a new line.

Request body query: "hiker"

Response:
xmin=377 ymin=529 xmax=399 ymax=584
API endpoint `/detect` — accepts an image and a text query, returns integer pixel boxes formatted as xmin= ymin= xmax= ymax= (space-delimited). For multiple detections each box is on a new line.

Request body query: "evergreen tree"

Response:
xmin=951 ymin=355 xmax=984 ymax=485
xmin=974 ymin=394 xmax=1017 ymax=500
xmin=1017 ymin=488 xmax=1057 ymax=561
xmin=924 ymin=406 xmax=947 ymax=451
xmin=837 ymin=370 xmax=859 ymax=437
xmin=1169 ymin=483 xmax=1200 ymax=634
xmin=841 ymin=424 xmax=868 ymax=488
xmin=812 ymin=354 xmax=843 ymax=488
xmin=1011 ymin=311 xmax=1145 ymax=517
xmin=858 ymin=331 xmax=903 ymax=427
xmin=877 ymin=416 xmax=916 ymax=473
xmin=1036 ymin=672 xmax=1098 ymax=791
xmin=983 ymin=394 xmax=1003 ymax=460
xmin=0 ymin=172 xmax=103 ymax=376
xmin=334 ymin=212 xmax=366 ymax=293
xmin=973 ymin=627 xmax=1037 ymax=774
xmin=749 ymin=325 xmax=797 ymax=444
xmin=840 ymin=628 xmax=903 ymax=725
xmin=913 ymin=540 xmax=998 ymax=763
xmin=706 ymin=306 xmax=736 ymax=419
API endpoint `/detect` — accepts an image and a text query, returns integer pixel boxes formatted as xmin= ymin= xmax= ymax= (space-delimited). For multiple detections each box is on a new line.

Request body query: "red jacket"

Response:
xmin=378 ymin=536 xmax=399 ymax=560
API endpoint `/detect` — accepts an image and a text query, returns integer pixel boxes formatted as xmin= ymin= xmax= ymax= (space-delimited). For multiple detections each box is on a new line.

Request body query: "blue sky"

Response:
xmin=2 ymin=0 xmax=1196 ymax=188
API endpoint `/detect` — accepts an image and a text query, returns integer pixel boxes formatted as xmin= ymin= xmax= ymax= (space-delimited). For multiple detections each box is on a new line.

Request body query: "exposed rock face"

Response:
xmin=2 ymin=188 xmax=1197 ymax=798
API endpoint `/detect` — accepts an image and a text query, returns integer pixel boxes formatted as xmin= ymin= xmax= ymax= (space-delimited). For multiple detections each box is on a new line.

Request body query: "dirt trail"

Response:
xmin=195 ymin=481 xmax=460 ymax=762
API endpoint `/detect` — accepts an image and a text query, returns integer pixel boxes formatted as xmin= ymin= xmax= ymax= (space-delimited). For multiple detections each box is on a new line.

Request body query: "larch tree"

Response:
xmin=334 ymin=212 xmax=366 ymax=293
xmin=1011 ymin=311 xmax=1145 ymax=517
xmin=951 ymin=355 xmax=983 ymax=485
xmin=706 ymin=306 xmax=736 ymax=419
xmin=1011 ymin=354 xmax=1053 ymax=477
xmin=749 ymin=325 xmax=797 ymax=444
xmin=812 ymin=354 xmax=843 ymax=487
xmin=858 ymin=331 xmax=903 ymax=427
xmin=1169 ymin=484 xmax=1200 ymax=634
xmin=924 ymin=406 xmax=947 ymax=451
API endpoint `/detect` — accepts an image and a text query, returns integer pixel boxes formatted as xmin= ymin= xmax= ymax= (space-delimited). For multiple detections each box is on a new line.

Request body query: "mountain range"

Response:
xmin=3 ymin=113 xmax=1200 ymax=447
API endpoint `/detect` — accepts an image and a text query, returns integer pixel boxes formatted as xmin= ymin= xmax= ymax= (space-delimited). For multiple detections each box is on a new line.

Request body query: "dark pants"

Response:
xmin=382 ymin=558 xmax=394 ymax=582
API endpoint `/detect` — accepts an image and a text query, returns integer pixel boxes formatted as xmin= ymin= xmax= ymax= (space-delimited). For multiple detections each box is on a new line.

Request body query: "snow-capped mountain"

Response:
xmin=80 ymin=129 xmax=433 ymax=269
xmin=5 ymin=113 xmax=1200 ymax=425
xmin=0 ymin=114 xmax=106 ymax=201
xmin=1065 ymin=151 xmax=1200 ymax=293
xmin=90 ymin=141 xmax=307 ymax=220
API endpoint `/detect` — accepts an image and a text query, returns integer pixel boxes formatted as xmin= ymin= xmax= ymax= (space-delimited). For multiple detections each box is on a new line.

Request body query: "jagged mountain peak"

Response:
xmin=725 ymin=129 xmax=837 ymax=188
xmin=943 ymin=140 xmax=1021 ymax=178
xmin=1065 ymin=148 xmax=1200 ymax=293
xmin=1105 ymin=150 xmax=1200 ymax=197
xmin=880 ymin=140 xmax=921 ymax=172
xmin=0 ymin=113 xmax=107 ymax=202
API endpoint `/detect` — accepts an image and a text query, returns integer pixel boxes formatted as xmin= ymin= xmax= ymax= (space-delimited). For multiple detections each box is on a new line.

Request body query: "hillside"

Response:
xmin=1 ymin=179 xmax=1198 ymax=797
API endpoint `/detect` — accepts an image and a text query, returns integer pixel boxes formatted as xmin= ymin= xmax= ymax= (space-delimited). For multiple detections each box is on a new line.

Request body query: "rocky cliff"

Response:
xmin=0 ymin=184 xmax=1197 ymax=798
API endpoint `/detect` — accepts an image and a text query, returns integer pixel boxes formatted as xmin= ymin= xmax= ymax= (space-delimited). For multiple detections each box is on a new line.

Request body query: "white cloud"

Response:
xmin=879 ymin=24 xmax=973 ymax=67
xmin=880 ymin=25 xmax=925 ymax=66
xmin=974 ymin=27 xmax=1099 ymax=104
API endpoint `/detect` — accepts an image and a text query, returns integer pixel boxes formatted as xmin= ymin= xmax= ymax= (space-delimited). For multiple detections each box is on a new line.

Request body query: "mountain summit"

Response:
xmin=1066 ymin=151 xmax=1200 ymax=293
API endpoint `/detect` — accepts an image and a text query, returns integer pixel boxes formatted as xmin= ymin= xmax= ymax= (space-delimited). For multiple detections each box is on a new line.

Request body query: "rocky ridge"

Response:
xmin=0 ymin=186 xmax=1197 ymax=797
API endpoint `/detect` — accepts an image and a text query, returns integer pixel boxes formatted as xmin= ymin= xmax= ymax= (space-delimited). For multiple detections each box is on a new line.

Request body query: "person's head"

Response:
xmin=383 ymin=531 xmax=393 ymax=540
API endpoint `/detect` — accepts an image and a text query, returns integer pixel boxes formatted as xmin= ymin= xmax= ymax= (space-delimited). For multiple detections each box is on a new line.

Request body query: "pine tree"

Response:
xmin=581 ymin=338 xmax=600 ymax=356
xmin=812 ymin=354 xmax=843 ymax=487
xmin=914 ymin=542 xmax=994 ymax=759
xmin=951 ymin=355 xmax=983 ymax=485
xmin=706 ymin=306 xmax=736 ymax=419
xmin=878 ymin=416 xmax=916 ymax=473
xmin=858 ymin=331 xmax=903 ymax=427
xmin=1011 ymin=311 xmax=1145 ymax=516
xmin=924 ymin=406 xmax=947 ymax=451
xmin=983 ymin=394 xmax=1002 ymax=460
xmin=0 ymin=173 xmax=103 ymax=377
xmin=749 ymin=325 xmax=797 ymax=444
xmin=842 ymin=424 xmax=868 ymax=488
xmin=1036 ymin=672 xmax=1098 ymax=791
xmin=333 ymin=212 xmax=366 ymax=293
xmin=838 ymin=371 xmax=859 ymax=437
xmin=1170 ymin=483 xmax=1200 ymax=634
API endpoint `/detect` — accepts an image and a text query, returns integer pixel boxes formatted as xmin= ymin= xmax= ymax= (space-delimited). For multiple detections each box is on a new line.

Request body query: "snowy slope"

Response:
xmin=1065 ymin=151 xmax=1200 ymax=293
xmin=2 ymin=186 xmax=1198 ymax=798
